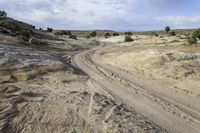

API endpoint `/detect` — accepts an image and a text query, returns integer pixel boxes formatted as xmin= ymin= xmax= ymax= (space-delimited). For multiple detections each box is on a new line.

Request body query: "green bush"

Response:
xmin=124 ymin=36 xmax=133 ymax=42
xmin=112 ymin=32 xmax=119 ymax=36
xmin=192 ymin=29 xmax=200 ymax=39
xmin=125 ymin=32 xmax=132 ymax=36
xmin=165 ymin=26 xmax=170 ymax=33
xmin=187 ymin=36 xmax=197 ymax=45
xmin=89 ymin=31 xmax=97 ymax=37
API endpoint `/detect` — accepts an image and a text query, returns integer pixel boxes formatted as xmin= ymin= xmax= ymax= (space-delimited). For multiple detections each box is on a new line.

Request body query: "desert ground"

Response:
xmin=0 ymin=16 xmax=200 ymax=133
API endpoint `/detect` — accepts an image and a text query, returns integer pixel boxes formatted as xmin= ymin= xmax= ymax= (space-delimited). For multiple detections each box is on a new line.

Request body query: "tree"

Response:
xmin=89 ymin=31 xmax=97 ymax=37
xmin=165 ymin=26 xmax=170 ymax=33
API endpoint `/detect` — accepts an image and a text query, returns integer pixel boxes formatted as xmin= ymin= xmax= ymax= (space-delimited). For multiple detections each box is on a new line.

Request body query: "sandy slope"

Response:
xmin=1 ymin=33 xmax=200 ymax=133
xmin=100 ymin=35 xmax=200 ymax=96
xmin=0 ymin=35 xmax=164 ymax=133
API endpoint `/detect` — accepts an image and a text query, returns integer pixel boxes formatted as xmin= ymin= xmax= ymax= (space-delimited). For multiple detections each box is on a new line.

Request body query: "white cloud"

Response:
xmin=0 ymin=0 xmax=200 ymax=30
xmin=155 ymin=16 xmax=200 ymax=27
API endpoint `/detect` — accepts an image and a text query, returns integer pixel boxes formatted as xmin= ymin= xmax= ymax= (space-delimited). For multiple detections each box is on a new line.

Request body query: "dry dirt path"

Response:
xmin=72 ymin=44 xmax=200 ymax=133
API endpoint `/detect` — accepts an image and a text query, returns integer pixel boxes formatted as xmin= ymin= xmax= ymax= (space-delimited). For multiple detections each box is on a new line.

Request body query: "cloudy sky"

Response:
xmin=0 ymin=0 xmax=200 ymax=31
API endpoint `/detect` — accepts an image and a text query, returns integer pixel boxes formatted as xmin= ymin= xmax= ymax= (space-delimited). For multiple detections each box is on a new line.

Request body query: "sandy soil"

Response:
xmin=0 ymin=34 xmax=164 ymax=133
xmin=1 ymin=32 xmax=200 ymax=133
xmin=100 ymin=35 xmax=200 ymax=96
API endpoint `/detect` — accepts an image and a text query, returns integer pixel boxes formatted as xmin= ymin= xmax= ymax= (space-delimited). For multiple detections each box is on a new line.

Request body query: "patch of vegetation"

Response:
xmin=0 ymin=10 xmax=7 ymax=19
xmin=47 ymin=27 xmax=53 ymax=32
xmin=105 ymin=33 xmax=111 ymax=38
xmin=125 ymin=32 xmax=133 ymax=36
xmin=89 ymin=31 xmax=97 ymax=37
xmin=192 ymin=28 xmax=200 ymax=39
xmin=187 ymin=36 xmax=197 ymax=45
xmin=169 ymin=31 xmax=176 ymax=36
xmin=55 ymin=30 xmax=71 ymax=36
xmin=112 ymin=32 xmax=119 ymax=36
xmin=21 ymin=30 xmax=33 ymax=41
xmin=69 ymin=34 xmax=77 ymax=40
xmin=165 ymin=26 xmax=170 ymax=33
xmin=152 ymin=32 xmax=158 ymax=36
xmin=124 ymin=36 xmax=133 ymax=42
xmin=86 ymin=35 xmax=90 ymax=38
xmin=186 ymin=29 xmax=200 ymax=45
xmin=0 ymin=20 xmax=21 ymax=31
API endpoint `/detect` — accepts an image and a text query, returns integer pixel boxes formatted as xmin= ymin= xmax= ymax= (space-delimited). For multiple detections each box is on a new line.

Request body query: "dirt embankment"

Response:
xmin=100 ymin=35 xmax=200 ymax=95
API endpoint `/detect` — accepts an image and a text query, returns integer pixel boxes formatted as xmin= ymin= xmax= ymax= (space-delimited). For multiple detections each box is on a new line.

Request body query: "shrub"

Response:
xmin=169 ymin=31 xmax=176 ymax=36
xmin=0 ymin=11 xmax=7 ymax=18
xmin=0 ymin=21 xmax=21 ymax=31
xmin=187 ymin=36 xmax=197 ymax=45
xmin=192 ymin=29 xmax=200 ymax=39
xmin=21 ymin=30 xmax=32 ymax=41
xmin=165 ymin=26 xmax=170 ymax=33
xmin=86 ymin=35 xmax=90 ymax=38
xmin=89 ymin=31 xmax=97 ymax=37
xmin=55 ymin=30 xmax=71 ymax=36
xmin=69 ymin=35 xmax=77 ymax=40
xmin=125 ymin=32 xmax=132 ymax=36
xmin=32 ymin=25 xmax=35 ymax=29
xmin=47 ymin=27 xmax=53 ymax=32
xmin=112 ymin=32 xmax=119 ymax=36
xmin=105 ymin=33 xmax=111 ymax=38
xmin=124 ymin=36 xmax=133 ymax=42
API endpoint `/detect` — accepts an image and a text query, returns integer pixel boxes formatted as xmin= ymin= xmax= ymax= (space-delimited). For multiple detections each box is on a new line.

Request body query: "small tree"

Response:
xmin=0 ymin=11 xmax=7 ymax=18
xmin=32 ymin=25 xmax=35 ymax=29
xmin=89 ymin=31 xmax=97 ymax=37
xmin=165 ymin=26 xmax=170 ymax=33
xmin=47 ymin=27 xmax=53 ymax=32
xmin=124 ymin=36 xmax=133 ymax=42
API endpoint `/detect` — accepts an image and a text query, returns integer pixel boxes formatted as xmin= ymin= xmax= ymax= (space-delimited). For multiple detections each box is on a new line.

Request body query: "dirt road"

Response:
xmin=72 ymin=44 xmax=200 ymax=133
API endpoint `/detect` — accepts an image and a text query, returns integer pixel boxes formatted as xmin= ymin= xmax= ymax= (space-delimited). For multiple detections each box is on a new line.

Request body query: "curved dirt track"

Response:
xmin=72 ymin=44 xmax=200 ymax=133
